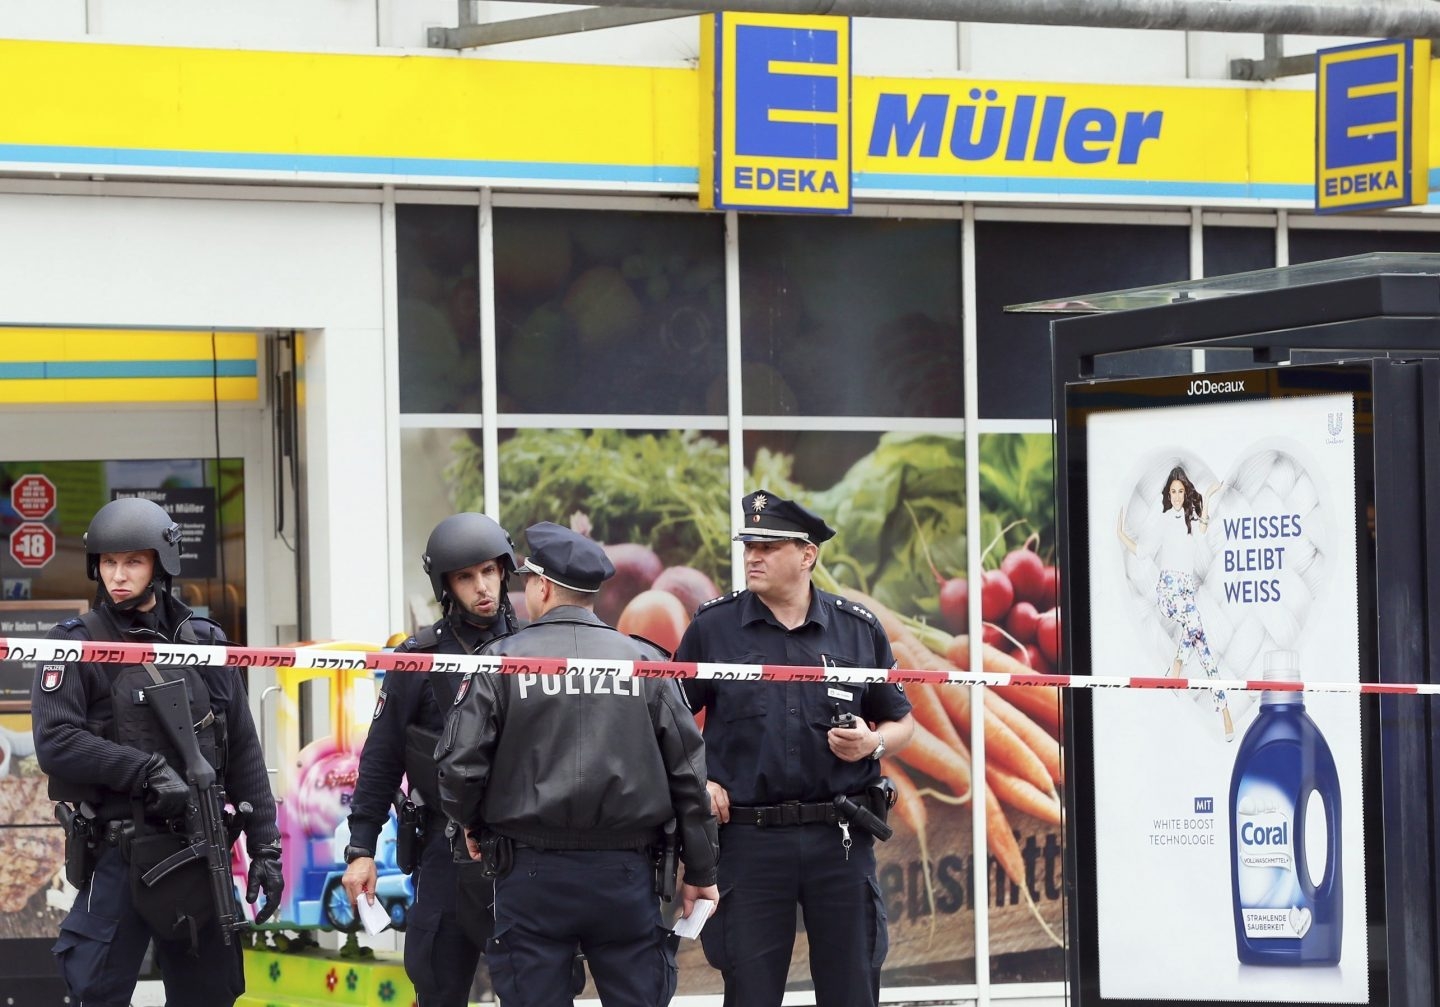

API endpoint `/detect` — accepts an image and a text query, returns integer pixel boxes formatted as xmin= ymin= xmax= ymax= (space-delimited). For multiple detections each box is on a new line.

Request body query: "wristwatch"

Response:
xmin=870 ymin=731 xmax=886 ymax=761
xmin=343 ymin=844 xmax=375 ymax=864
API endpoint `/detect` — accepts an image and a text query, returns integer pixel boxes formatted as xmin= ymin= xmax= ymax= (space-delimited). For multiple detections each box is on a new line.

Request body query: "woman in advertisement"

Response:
xmin=1117 ymin=465 xmax=1235 ymax=740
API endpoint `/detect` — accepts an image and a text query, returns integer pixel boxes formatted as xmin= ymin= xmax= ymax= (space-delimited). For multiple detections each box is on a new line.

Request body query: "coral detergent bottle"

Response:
xmin=1229 ymin=650 xmax=1342 ymax=965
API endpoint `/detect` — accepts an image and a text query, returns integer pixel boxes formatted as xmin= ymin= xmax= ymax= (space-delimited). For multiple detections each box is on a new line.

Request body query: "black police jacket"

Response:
xmin=436 ymin=606 xmax=718 ymax=887
xmin=346 ymin=614 xmax=504 ymax=854
xmin=31 ymin=592 xmax=280 ymax=848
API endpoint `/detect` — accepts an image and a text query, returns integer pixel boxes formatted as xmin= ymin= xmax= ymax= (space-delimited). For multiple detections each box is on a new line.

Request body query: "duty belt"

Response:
xmin=729 ymin=796 xmax=867 ymax=828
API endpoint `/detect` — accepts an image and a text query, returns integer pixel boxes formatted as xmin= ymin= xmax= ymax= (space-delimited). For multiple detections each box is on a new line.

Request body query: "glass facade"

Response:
xmin=396 ymin=199 xmax=1440 ymax=994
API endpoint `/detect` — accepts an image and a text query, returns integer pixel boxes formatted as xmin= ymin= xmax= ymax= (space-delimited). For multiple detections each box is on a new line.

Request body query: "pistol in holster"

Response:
xmin=477 ymin=829 xmax=514 ymax=882
xmin=393 ymin=788 xmax=427 ymax=876
xmin=653 ymin=818 xmax=678 ymax=902
xmin=833 ymin=776 xmax=898 ymax=843
xmin=55 ymin=801 xmax=99 ymax=889
xmin=868 ymin=777 xmax=897 ymax=824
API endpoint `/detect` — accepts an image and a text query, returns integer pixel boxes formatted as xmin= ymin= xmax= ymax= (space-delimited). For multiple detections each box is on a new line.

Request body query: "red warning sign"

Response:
xmin=10 ymin=474 xmax=57 ymax=521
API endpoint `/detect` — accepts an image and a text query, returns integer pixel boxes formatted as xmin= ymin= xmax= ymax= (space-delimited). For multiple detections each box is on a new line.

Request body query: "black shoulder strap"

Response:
xmin=412 ymin=624 xmax=440 ymax=650
xmin=79 ymin=609 xmax=110 ymax=641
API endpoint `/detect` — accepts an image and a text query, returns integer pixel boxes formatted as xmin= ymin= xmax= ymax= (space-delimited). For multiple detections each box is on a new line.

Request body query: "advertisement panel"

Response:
xmin=1080 ymin=374 xmax=1369 ymax=1002
xmin=407 ymin=427 xmax=1068 ymax=990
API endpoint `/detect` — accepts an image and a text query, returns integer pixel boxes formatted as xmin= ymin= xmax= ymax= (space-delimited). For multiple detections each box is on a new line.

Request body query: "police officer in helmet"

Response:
xmin=343 ymin=512 xmax=519 ymax=1007
xmin=33 ymin=496 xmax=283 ymax=1007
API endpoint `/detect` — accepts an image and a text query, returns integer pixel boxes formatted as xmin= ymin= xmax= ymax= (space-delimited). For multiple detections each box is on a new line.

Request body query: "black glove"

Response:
xmin=139 ymin=753 xmax=190 ymax=819
xmin=246 ymin=842 xmax=285 ymax=926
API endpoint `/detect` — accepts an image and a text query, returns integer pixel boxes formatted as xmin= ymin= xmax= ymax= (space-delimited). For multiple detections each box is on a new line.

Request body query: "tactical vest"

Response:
xmin=81 ymin=611 xmax=227 ymax=805
xmin=78 ymin=612 xmax=229 ymax=944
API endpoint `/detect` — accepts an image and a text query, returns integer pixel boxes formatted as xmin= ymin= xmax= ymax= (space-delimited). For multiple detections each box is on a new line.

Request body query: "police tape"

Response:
xmin=0 ymin=636 xmax=1433 ymax=696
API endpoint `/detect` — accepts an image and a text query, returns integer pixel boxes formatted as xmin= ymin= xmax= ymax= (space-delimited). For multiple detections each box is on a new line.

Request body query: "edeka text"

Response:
xmin=1323 ymin=169 xmax=1401 ymax=198
xmin=867 ymin=90 xmax=1163 ymax=164
xmin=732 ymin=166 xmax=840 ymax=193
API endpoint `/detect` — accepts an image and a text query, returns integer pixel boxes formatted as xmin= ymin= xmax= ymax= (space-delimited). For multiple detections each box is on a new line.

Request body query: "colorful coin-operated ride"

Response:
xmin=234 ymin=640 xmax=414 ymax=933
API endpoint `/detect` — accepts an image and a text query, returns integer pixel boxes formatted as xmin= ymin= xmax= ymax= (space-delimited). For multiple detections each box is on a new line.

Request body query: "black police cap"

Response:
xmin=520 ymin=522 xmax=615 ymax=593
xmin=734 ymin=490 xmax=835 ymax=544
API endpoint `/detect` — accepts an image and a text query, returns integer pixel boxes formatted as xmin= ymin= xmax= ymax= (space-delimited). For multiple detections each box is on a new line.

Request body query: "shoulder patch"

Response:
xmin=40 ymin=664 xmax=64 ymax=692
xmin=834 ymin=598 xmax=877 ymax=624
xmin=699 ymin=590 xmax=742 ymax=611
xmin=372 ymin=689 xmax=388 ymax=720
xmin=454 ymin=672 xmax=473 ymax=706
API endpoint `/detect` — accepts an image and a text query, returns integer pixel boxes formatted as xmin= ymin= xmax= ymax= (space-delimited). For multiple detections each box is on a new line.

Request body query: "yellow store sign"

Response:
xmin=699 ymin=12 xmax=852 ymax=213
xmin=1315 ymin=39 xmax=1430 ymax=213
xmin=0 ymin=37 xmax=1435 ymax=210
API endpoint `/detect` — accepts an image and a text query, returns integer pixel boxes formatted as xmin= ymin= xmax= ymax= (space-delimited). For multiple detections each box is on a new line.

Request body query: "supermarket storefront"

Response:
xmin=1 ymin=16 xmax=1438 ymax=1003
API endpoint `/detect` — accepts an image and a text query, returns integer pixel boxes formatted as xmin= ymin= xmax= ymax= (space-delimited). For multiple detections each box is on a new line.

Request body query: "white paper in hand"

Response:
xmin=671 ymin=899 xmax=715 ymax=940
xmin=358 ymin=892 xmax=392 ymax=936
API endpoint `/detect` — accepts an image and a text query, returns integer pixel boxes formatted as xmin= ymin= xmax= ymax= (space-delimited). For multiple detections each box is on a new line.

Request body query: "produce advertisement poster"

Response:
xmin=1085 ymin=391 xmax=1367 ymax=1002
xmin=424 ymin=427 xmax=1067 ymax=989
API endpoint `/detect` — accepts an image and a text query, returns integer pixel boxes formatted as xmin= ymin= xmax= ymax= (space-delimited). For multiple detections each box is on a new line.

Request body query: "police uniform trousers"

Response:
xmin=702 ymin=821 xmax=888 ymax=1007
xmin=488 ymin=847 xmax=677 ymax=1007
xmin=407 ymin=821 xmax=488 ymax=1007
xmin=52 ymin=845 xmax=245 ymax=1007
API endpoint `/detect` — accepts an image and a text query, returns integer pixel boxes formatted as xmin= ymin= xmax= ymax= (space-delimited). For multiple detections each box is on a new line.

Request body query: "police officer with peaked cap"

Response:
xmin=33 ymin=496 xmax=283 ymax=1007
xmin=676 ymin=490 xmax=915 ymax=1007
xmin=437 ymin=521 xmax=720 ymax=1007
xmin=343 ymin=512 xmax=519 ymax=1007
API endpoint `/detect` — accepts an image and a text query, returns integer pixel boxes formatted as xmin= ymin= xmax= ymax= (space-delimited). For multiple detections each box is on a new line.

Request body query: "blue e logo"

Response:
xmin=734 ymin=25 xmax=839 ymax=160
xmin=1323 ymin=51 xmax=1401 ymax=169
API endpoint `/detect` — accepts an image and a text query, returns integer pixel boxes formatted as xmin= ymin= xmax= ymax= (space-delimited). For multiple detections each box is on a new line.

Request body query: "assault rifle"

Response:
xmin=141 ymin=676 xmax=246 ymax=944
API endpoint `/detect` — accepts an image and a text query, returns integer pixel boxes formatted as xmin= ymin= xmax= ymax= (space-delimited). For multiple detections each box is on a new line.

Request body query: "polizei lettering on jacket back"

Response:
xmin=516 ymin=671 xmax=643 ymax=699
xmin=868 ymin=89 xmax=1163 ymax=164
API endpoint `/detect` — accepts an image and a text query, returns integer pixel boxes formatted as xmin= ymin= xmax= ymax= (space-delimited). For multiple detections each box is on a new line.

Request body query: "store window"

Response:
xmin=493 ymin=209 xmax=727 ymax=415
xmin=739 ymin=216 xmax=963 ymax=418
xmin=1289 ymin=226 xmax=1440 ymax=264
xmin=496 ymin=429 xmax=731 ymax=638
xmin=397 ymin=205 xmax=482 ymax=414
xmin=975 ymin=220 xmax=1190 ymax=417
xmin=1204 ymin=224 xmax=1275 ymax=277
xmin=0 ymin=458 xmax=245 ymax=679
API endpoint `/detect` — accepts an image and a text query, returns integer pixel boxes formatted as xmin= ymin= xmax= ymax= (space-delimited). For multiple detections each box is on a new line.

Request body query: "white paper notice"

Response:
xmin=671 ymin=899 xmax=715 ymax=940
xmin=358 ymin=893 xmax=392 ymax=936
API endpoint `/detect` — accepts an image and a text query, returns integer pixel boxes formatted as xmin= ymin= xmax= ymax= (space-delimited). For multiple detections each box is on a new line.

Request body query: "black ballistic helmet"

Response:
xmin=423 ymin=513 xmax=518 ymax=602
xmin=84 ymin=497 xmax=184 ymax=583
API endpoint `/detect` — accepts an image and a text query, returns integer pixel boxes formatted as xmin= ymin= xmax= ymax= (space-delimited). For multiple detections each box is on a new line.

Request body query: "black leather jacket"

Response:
xmin=436 ymin=605 xmax=718 ymax=886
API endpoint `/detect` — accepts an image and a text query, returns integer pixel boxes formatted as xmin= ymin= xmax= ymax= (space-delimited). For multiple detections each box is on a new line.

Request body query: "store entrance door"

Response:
xmin=0 ymin=331 xmax=302 ymax=649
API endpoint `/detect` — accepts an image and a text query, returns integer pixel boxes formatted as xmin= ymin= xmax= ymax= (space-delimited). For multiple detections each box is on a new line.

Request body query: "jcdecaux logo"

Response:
xmin=1316 ymin=39 xmax=1430 ymax=214
xmin=701 ymin=12 xmax=851 ymax=213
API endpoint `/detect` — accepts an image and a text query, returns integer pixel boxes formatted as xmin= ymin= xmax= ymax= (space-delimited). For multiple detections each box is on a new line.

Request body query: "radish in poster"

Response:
xmin=1086 ymin=391 xmax=1367 ymax=1003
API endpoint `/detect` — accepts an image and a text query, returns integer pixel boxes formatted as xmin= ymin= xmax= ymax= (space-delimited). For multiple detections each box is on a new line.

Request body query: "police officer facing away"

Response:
xmin=33 ymin=497 xmax=283 ymax=1007
xmin=676 ymin=491 xmax=915 ymax=1007
xmin=438 ymin=522 xmax=720 ymax=1007
xmin=343 ymin=513 xmax=518 ymax=1007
